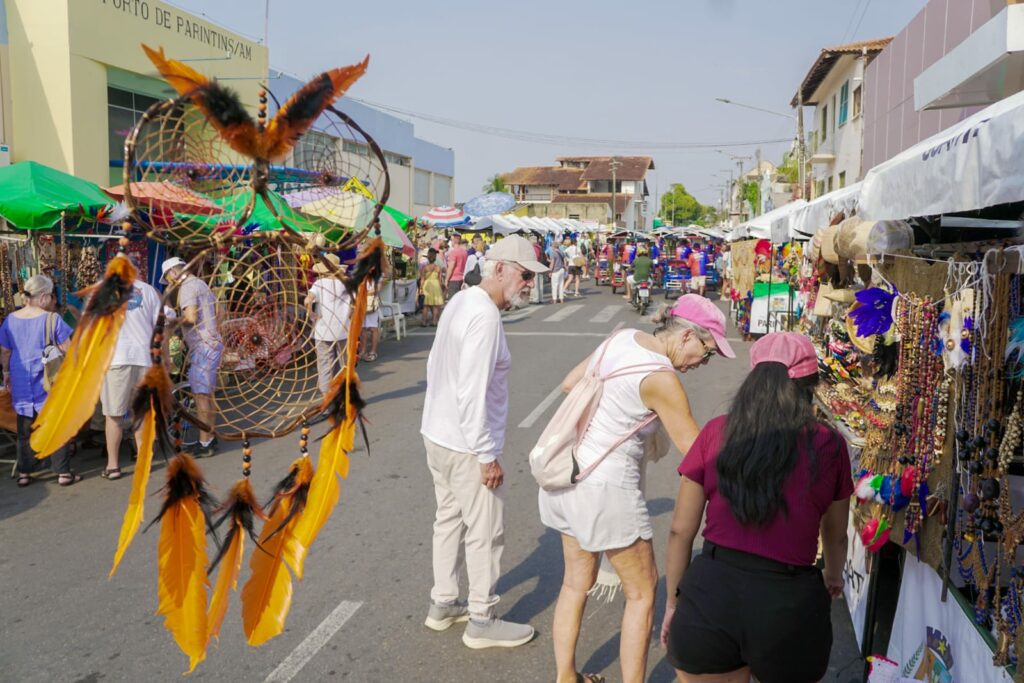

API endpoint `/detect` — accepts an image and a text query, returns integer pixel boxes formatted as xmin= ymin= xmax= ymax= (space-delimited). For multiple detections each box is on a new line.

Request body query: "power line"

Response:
xmin=841 ymin=0 xmax=866 ymax=43
xmin=850 ymin=0 xmax=875 ymax=41
xmin=349 ymin=98 xmax=792 ymax=151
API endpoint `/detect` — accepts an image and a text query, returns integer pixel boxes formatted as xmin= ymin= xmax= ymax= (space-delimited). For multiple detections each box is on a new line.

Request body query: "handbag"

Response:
xmin=41 ymin=312 xmax=64 ymax=392
xmin=572 ymin=255 xmax=586 ymax=268
xmin=529 ymin=331 xmax=674 ymax=491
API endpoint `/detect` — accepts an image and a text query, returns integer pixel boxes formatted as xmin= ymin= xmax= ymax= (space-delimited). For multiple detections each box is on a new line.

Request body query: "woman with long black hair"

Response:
xmin=662 ymin=332 xmax=853 ymax=683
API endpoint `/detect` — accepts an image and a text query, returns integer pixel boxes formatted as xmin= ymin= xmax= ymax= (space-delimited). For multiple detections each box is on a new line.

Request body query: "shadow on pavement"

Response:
xmin=366 ymin=380 xmax=427 ymax=405
xmin=497 ymin=528 xmax=563 ymax=625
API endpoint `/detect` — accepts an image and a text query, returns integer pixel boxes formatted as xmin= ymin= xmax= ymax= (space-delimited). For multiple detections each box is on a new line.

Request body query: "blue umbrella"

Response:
xmin=463 ymin=191 xmax=516 ymax=218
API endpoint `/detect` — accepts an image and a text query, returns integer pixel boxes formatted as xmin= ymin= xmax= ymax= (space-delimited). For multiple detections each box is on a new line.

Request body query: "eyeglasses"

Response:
xmin=503 ymin=262 xmax=535 ymax=282
xmin=698 ymin=338 xmax=716 ymax=361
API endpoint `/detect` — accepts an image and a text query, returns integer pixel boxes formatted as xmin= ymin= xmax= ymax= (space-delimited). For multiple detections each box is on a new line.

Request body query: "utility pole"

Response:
xmin=609 ymin=156 xmax=622 ymax=228
xmin=796 ymin=92 xmax=806 ymax=199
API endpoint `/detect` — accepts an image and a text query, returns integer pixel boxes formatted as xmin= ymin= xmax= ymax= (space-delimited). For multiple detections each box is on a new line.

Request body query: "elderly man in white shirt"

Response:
xmin=420 ymin=235 xmax=547 ymax=649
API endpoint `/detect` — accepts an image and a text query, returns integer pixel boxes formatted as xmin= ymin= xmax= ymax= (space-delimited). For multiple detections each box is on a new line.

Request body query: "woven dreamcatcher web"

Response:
xmin=29 ymin=44 xmax=388 ymax=672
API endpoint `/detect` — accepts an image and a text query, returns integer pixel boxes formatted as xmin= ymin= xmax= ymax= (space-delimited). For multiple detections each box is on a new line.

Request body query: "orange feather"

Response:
xmin=240 ymin=457 xmax=312 ymax=646
xmin=207 ymin=479 xmax=260 ymax=642
xmin=263 ymin=56 xmax=370 ymax=161
xmin=142 ymin=43 xmax=261 ymax=159
xmin=31 ymin=255 xmax=136 ymax=458
xmin=109 ymin=402 xmax=156 ymax=577
xmin=155 ymin=455 xmax=211 ymax=674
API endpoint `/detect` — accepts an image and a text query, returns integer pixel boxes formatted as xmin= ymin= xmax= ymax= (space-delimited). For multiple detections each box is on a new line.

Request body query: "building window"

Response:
xmin=342 ymin=140 xmax=368 ymax=157
xmin=433 ymin=175 xmax=452 ymax=206
xmin=383 ymin=151 xmax=410 ymax=167
xmin=832 ymin=95 xmax=837 ymax=132
xmin=815 ymin=179 xmax=825 ymax=198
xmin=414 ymin=170 xmax=430 ymax=205
xmin=838 ymin=82 xmax=849 ymax=126
xmin=107 ymin=86 xmax=163 ymax=163
xmin=827 ymin=176 xmax=834 ymax=193
xmin=852 ymin=86 xmax=863 ymax=119
xmin=290 ymin=130 xmax=336 ymax=170
xmin=569 ymin=214 xmax=580 ymax=220
xmin=820 ymin=104 xmax=828 ymax=142
xmin=839 ymin=171 xmax=846 ymax=188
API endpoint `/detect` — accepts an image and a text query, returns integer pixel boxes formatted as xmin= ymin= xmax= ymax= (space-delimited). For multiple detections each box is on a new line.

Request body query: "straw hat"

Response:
xmin=313 ymin=253 xmax=342 ymax=274
xmin=820 ymin=225 xmax=841 ymax=265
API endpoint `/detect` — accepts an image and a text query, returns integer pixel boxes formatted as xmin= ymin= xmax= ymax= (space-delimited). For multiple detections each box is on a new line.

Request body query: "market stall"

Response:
xmin=794 ymin=90 xmax=1024 ymax=681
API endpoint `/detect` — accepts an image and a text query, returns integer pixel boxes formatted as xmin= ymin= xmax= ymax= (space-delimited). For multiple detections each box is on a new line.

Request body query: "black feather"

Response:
xmin=194 ymin=81 xmax=255 ymax=130
xmin=208 ymin=500 xmax=260 ymax=572
xmin=278 ymin=73 xmax=334 ymax=128
xmin=345 ymin=239 xmax=383 ymax=293
xmin=143 ymin=454 xmax=219 ymax=538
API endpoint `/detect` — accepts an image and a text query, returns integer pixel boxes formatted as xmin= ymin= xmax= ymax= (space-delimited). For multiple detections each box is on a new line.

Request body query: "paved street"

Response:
xmin=0 ymin=284 xmax=860 ymax=683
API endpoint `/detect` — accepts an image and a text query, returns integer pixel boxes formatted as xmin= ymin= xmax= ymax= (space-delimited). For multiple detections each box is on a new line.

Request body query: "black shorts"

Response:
xmin=666 ymin=542 xmax=832 ymax=683
xmin=568 ymin=266 xmax=582 ymax=277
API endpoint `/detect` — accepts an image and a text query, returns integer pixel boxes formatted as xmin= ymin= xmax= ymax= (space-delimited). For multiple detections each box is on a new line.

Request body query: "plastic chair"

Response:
xmin=378 ymin=280 xmax=406 ymax=341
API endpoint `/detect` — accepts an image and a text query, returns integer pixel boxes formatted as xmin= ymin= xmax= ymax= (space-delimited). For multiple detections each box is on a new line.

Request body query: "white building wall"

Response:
xmin=810 ymin=56 xmax=869 ymax=196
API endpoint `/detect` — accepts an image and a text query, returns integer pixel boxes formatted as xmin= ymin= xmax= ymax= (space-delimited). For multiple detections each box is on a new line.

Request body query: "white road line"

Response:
xmin=589 ymin=305 xmax=619 ymax=323
xmin=409 ymin=330 xmax=613 ymax=337
xmin=543 ymin=304 xmax=584 ymax=322
xmin=502 ymin=306 xmax=538 ymax=323
xmin=518 ymin=385 xmax=564 ymax=429
xmin=264 ymin=601 xmax=362 ymax=683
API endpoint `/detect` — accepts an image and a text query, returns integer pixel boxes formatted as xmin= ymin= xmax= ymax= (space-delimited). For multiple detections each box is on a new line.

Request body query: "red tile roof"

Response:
xmin=502 ymin=166 xmax=584 ymax=191
xmin=791 ymin=36 xmax=894 ymax=106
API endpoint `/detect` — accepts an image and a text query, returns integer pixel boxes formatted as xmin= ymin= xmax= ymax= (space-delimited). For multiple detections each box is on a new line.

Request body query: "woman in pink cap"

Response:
xmin=662 ymin=332 xmax=853 ymax=683
xmin=539 ymin=294 xmax=734 ymax=683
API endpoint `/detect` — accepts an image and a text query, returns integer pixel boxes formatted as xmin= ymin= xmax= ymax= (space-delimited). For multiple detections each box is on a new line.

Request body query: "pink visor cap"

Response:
xmin=670 ymin=295 xmax=735 ymax=358
xmin=750 ymin=332 xmax=819 ymax=379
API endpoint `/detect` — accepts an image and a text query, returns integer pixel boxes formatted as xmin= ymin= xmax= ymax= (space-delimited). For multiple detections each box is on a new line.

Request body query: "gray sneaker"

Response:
xmin=424 ymin=600 xmax=470 ymax=631
xmin=461 ymin=617 xmax=535 ymax=649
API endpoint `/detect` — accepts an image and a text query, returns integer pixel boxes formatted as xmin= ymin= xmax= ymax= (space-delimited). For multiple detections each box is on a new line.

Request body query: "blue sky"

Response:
xmin=169 ymin=0 xmax=928 ymax=207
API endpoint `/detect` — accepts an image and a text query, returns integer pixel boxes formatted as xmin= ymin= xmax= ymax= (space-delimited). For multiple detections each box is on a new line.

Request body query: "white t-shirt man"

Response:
xmin=421 ymin=286 xmax=510 ymax=463
xmin=310 ymin=277 xmax=351 ymax=342
xmin=112 ymin=280 xmax=162 ymax=367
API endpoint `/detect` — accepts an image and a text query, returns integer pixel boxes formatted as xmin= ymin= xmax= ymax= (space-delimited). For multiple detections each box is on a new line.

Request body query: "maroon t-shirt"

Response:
xmin=677 ymin=415 xmax=854 ymax=566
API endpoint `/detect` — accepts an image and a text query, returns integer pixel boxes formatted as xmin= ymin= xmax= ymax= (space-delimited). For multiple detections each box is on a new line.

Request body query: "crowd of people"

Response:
xmin=420 ymin=234 xmax=851 ymax=683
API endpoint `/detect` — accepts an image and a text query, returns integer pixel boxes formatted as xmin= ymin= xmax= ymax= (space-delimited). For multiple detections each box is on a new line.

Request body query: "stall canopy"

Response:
xmin=859 ymin=88 xmax=1024 ymax=221
xmin=730 ymin=200 xmax=807 ymax=242
xmin=772 ymin=183 xmax=861 ymax=242
xmin=0 ymin=161 xmax=113 ymax=229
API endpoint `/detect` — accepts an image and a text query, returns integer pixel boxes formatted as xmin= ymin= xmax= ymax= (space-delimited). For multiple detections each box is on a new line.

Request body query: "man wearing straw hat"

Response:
xmin=305 ymin=253 xmax=352 ymax=397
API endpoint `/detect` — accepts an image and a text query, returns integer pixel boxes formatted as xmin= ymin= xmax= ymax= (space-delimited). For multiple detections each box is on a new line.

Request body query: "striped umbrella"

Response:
xmin=421 ymin=205 xmax=469 ymax=227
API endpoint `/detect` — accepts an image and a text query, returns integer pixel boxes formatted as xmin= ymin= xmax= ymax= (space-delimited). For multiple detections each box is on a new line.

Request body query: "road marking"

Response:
xmin=589 ymin=305 xmax=619 ymax=323
xmin=544 ymin=304 xmax=583 ymax=322
xmin=502 ymin=306 xmax=538 ymax=323
xmin=518 ymin=385 xmax=564 ymax=429
xmin=409 ymin=330 xmax=614 ymax=337
xmin=264 ymin=601 xmax=362 ymax=683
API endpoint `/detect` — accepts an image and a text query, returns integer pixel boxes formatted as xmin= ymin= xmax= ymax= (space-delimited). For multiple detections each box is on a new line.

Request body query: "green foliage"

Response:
xmin=776 ymin=152 xmax=799 ymax=184
xmin=742 ymin=181 xmax=760 ymax=216
xmin=483 ymin=174 xmax=508 ymax=193
xmin=659 ymin=183 xmax=713 ymax=226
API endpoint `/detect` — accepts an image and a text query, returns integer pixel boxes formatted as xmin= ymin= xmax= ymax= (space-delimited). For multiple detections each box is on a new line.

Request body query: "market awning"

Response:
xmin=730 ymin=200 xmax=807 ymax=242
xmin=859 ymin=89 xmax=1024 ymax=221
xmin=772 ymin=183 xmax=861 ymax=242
xmin=0 ymin=161 xmax=113 ymax=229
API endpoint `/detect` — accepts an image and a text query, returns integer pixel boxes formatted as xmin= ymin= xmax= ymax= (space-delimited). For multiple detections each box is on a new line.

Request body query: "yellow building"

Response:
xmin=0 ymin=0 xmax=454 ymax=216
xmin=1 ymin=0 xmax=268 ymax=187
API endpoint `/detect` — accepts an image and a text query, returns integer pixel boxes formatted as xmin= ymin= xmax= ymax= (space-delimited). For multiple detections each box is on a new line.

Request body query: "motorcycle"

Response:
xmin=631 ymin=278 xmax=651 ymax=315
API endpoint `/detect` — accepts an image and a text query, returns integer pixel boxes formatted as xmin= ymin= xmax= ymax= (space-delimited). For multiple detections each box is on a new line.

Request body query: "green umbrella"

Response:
xmin=382 ymin=204 xmax=413 ymax=228
xmin=0 ymin=161 xmax=113 ymax=229
xmin=177 ymin=190 xmax=345 ymax=241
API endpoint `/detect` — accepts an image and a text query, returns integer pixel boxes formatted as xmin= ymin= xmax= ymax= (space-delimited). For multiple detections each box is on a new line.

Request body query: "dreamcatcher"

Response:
xmin=29 ymin=44 xmax=387 ymax=672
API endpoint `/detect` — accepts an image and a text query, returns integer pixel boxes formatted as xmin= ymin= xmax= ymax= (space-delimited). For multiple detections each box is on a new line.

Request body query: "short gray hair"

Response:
xmin=481 ymin=259 xmax=498 ymax=280
xmin=650 ymin=304 xmax=714 ymax=341
xmin=23 ymin=274 xmax=54 ymax=298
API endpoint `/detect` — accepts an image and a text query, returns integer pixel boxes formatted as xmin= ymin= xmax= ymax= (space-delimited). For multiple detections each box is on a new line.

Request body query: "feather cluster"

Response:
xmin=848 ymin=286 xmax=896 ymax=338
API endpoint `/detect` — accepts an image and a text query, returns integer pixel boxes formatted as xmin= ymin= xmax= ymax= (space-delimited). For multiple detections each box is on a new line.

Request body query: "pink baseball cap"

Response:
xmin=750 ymin=332 xmax=819 ymax=378
xmin=670 ymin=295 xmax=735 ymax=358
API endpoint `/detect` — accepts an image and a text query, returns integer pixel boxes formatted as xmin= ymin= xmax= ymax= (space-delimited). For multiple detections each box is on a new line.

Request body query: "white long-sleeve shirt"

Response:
xmin=420 ymin=287 xmax=510 ymax=463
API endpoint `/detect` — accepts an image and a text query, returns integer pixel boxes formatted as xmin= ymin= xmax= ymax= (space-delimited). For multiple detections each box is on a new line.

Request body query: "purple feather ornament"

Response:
xmin=849 ymin=287 xmax=897 ymax=337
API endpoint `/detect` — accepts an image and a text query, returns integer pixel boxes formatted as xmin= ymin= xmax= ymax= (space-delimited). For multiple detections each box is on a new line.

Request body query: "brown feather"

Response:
xmin=263 ymin=56 xmax=370 ymax=161
xmin=207 ymin=479 xmax=263 ymax=642
xmin=109 ymin=402 xmax=156 ymax=578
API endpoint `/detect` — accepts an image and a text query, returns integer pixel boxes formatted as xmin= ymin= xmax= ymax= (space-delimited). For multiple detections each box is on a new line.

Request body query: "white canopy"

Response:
xmin=771 ymin=183 xmax=861 ymax=242
xmin=730 ymin=200 xmax=807 ymax=242
xmin=859 ymin=89 xmax=1024 ymax=220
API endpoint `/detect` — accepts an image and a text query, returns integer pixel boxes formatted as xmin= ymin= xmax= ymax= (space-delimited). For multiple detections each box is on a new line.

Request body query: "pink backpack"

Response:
xmin=529 ymin=330 xmax=674 ymax=491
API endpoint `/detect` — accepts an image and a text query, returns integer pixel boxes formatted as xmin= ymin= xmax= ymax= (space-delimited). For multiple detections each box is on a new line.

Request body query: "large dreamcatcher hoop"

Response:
xmin=29 ymin=44 xmax=388 ymax=672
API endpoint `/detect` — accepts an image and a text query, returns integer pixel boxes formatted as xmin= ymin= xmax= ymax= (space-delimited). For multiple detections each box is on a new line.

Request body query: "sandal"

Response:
xmin=365 ymin=353 xmax=378 ymax=362
xmin=101 ymin=468 xmax=123 ymax=480
xmin=16 ymin=473 xmax=32 ymax=487
xmin=57 ymin=472 xmax=83 ymax=487
xmin=576 ymin=674 xmax=605 ymax=683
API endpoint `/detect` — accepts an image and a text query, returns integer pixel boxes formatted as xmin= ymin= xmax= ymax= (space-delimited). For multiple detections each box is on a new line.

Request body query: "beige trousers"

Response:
xmin=424 ymin=436 xmax=505 ymax=619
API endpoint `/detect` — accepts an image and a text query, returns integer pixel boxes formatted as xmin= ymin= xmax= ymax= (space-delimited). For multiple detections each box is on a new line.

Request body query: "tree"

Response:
xmin=742 ymin=181 xmax=760 ymax=217
xmin=660 ymin=183 xmax=712 ymax=226
xmin=482 ymin=174 xmax=508 ymax=193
